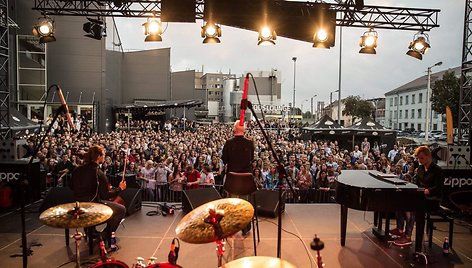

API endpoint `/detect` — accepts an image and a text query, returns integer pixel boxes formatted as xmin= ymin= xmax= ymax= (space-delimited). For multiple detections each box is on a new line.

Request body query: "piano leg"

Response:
xmin=341 ymin=205 xmax=347 ymax=246
xmin=415 ymin=209 xmax=425 ymax=252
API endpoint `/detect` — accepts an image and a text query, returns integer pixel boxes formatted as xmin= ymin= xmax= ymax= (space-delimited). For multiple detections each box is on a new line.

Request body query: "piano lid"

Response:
xmin=336 ymin=170 xmax=418 ymax=190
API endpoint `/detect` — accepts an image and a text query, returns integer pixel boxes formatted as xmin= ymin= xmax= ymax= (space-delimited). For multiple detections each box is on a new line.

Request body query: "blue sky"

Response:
xmin=112 ymin=0 xmax=463 ymax=110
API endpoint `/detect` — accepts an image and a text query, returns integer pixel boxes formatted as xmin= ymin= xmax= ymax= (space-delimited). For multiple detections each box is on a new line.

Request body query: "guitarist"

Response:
xmin=71 ymin=145 xmax=126 ymax=245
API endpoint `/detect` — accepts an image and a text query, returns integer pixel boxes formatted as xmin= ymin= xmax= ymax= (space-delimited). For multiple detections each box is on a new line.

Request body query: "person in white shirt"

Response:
xmin=138 ymin=160 xmax=157 ymax=201
xmin=388 ymin=145 xmax=399 ymax=163
xmin=199 ymin=164 xmax=215 ymax=186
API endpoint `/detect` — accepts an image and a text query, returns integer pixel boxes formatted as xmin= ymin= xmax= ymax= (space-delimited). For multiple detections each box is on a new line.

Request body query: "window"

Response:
xmin=406 ymin=95 xmax=409 ymax=105
xmin=412 ymin=94 xmax=416 ymax=104
xmin=418 ymin=123 xmax=422 ymax=131
xmin=400 ymin=96 xmax=403 ymax=105
xmin=399 ymin=110 xmax=402 ymax=119
xmin=405 ymin=110 xmax=409 ymax=118
xmin=394 ymin=111 xmax=397 ymax=119
xmin=390 ymin=98 xmax=393 ymax=107
xmin=418 ymin=108 xmax=422 ymax=119
xmin=389 ymin=111 xmax=393 ymax=120
xmin=433 ymin=124 xmax=438 ymax=130
xmin=411 ymin=123 xmax=414 ymax=129
xmin=433 ymin=111 xmax=438 ymax=119
xmin=394 ymin=96 xmax=398 ymax=106
xmin=404 ymin=122 xmax=409 ymax=129
xmin=418 ymin=93 xmax=423 ymax=103
xmin=411 ymin=109 xmax=415 ymax=119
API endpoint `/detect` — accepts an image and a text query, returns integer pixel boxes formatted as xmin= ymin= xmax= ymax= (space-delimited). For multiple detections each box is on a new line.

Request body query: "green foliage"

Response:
xmin=302 ymin=111 xmax=312 ymax=119
xmin=342 ymin=95 xmax=374 ymax=121
xmin=430 ymin=71 xmax=460 ymax=127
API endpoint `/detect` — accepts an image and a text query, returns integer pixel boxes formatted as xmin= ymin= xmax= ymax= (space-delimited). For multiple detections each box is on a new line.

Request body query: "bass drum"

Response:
xmin=91 ymin=260 xmax=129 ymax=268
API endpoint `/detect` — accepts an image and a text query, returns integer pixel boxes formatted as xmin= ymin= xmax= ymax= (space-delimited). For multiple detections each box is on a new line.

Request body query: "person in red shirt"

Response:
xmin=184 ymin=164 xmax=200 ymax=190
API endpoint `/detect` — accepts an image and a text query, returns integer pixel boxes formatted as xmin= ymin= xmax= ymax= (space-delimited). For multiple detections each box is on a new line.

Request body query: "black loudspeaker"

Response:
xmin=119 ymin=188 xmax=142 ymax=216
xmin=254 ymin=189 xmax=285 ymax=218
xmin=182 ymin=187 xmax=221 ymax=214
xmin=39 ymin=187 xmax=74 ymax=213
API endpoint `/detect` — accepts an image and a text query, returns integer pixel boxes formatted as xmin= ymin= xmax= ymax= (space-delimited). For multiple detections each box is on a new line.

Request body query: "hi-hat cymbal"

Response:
xmin=175 ymin=198 xmax=254 ymax=244
xmin=222 ymin=256 xmax=297 ymax=268
xmin=39 ymin=202 xmax=113 ymax=229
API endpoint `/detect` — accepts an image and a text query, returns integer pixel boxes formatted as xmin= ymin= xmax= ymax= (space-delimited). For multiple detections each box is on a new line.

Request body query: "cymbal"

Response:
xmin=222 ymin=256 xmax=297 ymax=268
xmin=175 ymin=198 xmax=254 ymax=244
xmin=39 ymin=202 xmax=113 ymax=229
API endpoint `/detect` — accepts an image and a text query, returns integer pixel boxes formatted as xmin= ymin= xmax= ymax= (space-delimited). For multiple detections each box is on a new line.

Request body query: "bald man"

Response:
xmin=222 ymin=120 xmax=255 ymax=174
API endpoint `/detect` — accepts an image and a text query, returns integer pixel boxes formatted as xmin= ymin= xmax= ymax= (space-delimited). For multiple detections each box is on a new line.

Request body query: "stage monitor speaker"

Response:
xmin=182 ymin=187 xmax=221 ymax=214
xmin=119 ymin=188 xmax=142 ymax=216
xmin=39 ymin=187 xmax=74 ymax=213
xmin=255 ymin=189 xmax=285 ymax=218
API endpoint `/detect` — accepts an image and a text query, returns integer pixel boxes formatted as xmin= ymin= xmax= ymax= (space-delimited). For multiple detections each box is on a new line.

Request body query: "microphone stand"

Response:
xmin=19 ymin=84 xmax=66 ymax=268
xmin=246 ymin=101 xmax=296 ymax=258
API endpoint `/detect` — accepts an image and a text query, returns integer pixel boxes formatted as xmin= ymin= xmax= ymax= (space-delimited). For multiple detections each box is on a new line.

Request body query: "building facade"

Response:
xmin=384 ymin=67 xmax=460 ymax=131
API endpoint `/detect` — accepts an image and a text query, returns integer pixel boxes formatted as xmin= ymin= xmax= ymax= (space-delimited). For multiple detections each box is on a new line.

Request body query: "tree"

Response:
xmin=342 ymin=95 xmax=374 ymax=121
xmin=430 ymin=70 xmax=460 ymax=127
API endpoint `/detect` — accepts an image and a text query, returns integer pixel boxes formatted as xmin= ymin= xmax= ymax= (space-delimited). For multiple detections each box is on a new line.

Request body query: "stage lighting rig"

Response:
xmin=32 ymin=15 xmax=56 ymax=44
xmin=406 ymin=32 xmax=430 ymax=60
xmin=359 ymin=28 xmax=378 ymax=54
xmin=143 ymin=17 xmax=163 ymax=42
xmin=258 ymin=26 xmax=276 ymax=46
xmin=201 ymin=22 xmax=221 ymax=44
xmin=83 ymin=18 xmax=106 ymax=40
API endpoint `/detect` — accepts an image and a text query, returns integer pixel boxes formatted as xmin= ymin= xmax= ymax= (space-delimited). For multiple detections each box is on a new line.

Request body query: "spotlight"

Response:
xmin=143 ymin=17 xmax=163 ymax=42
xmin=359 ymin=28 xmax=378 ymax=54
xmin=83 ymin=18 xmax=106 ymax=40
xmin=201 ymin=22 xmax=221 ymax=44
xmin=258 ymin=26 xmax=276 ymax=46
xmin=406 ymin=32 xmax=430 ymax=60
xmin=32 ymin=15 xmax=56 ymax=44
xmin=313 ymin=28 xmax=330 ymax=48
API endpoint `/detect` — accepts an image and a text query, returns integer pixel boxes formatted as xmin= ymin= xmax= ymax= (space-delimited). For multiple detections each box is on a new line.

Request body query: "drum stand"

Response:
xmin=72 ymin=229 xmax=84 ymax=268
xmin=204 ymin=207 xmax=225 ymax=267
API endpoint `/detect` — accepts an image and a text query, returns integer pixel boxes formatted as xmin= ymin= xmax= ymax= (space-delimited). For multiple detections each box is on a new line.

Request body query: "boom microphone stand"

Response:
xmin=246 ymin=100 xmax=296 ymax=258
xmin=19 ymin=84 xmax=67 ymax=268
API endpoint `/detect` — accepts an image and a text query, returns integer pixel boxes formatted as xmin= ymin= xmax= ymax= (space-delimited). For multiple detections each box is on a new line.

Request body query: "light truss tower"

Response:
xmin=459 ymin=0 xmax=472 ymax=148
xmin=0 ymin=0 xmax=9 ymax=140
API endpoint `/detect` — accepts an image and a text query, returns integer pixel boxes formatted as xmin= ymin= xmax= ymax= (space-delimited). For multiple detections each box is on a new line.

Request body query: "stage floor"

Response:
xmin=0 ymin=203 xmax=471 ymax=268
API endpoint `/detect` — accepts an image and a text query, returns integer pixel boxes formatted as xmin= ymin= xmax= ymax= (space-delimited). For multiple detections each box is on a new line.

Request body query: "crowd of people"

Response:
xmin=28 ymin=117 xmax=421 ymax=204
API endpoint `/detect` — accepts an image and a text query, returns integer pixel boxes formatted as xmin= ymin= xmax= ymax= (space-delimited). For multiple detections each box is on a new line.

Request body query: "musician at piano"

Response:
xmin=70 ymin=145 xmax=127 ymax=243
xmin=391 ymin=145 xmax=444 ymax=247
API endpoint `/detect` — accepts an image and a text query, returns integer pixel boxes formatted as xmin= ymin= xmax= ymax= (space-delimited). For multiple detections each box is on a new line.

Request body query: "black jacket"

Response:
xmin=222 ymin=136 xmax=254 ymax=173
xmin=70 ymin=162 xmax=120 ymax=202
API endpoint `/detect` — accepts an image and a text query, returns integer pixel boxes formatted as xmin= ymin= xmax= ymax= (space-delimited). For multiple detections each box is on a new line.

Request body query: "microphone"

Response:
xmin=168 ymin=238 xmax=179 ymax=265
xmin=239 ymin=73 xmax=250 ymax=126
xmin=56 ymin=86 xmax=75 ymax=130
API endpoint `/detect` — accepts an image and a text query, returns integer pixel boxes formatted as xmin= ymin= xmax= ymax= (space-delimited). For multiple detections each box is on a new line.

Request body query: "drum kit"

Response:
xmin=39 ymin=198 xmax=297 ymax=268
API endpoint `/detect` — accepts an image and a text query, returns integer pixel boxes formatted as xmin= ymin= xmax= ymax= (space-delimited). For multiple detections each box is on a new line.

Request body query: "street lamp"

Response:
xmin=425 ymin=61 xmax=442 ymax=141
xmin=292 ymin=57 xmax=297 ymax=122
xmin=330 ymin=90 xmax=339 ymax=105
xmin=311 ymin=94 xmax=317 ymax=120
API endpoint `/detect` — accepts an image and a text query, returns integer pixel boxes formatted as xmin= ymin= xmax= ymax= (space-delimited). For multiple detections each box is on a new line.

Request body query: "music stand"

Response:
xmin=223 ymin=172 xmax=260 ymax=255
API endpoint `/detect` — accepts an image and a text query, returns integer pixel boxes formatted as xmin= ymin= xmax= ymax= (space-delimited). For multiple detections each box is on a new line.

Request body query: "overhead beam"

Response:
xmin=33 ymin=0 xmax=440 ymax=31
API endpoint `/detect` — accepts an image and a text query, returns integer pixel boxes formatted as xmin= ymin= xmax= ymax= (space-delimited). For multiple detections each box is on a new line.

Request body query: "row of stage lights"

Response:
xmin=32 ymin=14 xmax=431 ymax=60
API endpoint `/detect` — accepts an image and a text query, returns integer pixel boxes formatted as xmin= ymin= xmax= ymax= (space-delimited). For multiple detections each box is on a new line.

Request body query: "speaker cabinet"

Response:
xmin=39 ymin=187 xmax=75 ymax=213
xmin=119 ymin=188 xmax=142 ymax=216
xmin=254 ymin=189 xmax=285 ymax=218
xmin=182 ymin=187 xmax=221 ymax=214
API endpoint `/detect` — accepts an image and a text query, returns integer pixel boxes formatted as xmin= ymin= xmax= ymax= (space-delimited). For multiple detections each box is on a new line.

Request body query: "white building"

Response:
xmin=384 ymin=67 xmax=460 ymax=131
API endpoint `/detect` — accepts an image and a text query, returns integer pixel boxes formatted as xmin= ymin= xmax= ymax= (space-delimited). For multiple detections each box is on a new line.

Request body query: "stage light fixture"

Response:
xmin=359 ymin=28 xmax=378 ymax=54
xmin=201 ymin=22 xmax=221 ymax=44
xmin=313 ymin=28 xmax=330 ymax=48
xmin=83 ymin=18 xmax=107 ymax=40
xmin=258 ymin=26 xmax=276 ymax=46
xmin=32 ymin=15 xmax=56 ymax=44
xmin=143 ymin=17 xmax=163 ymax=42
xmin=406 ymin=32 xmax=430 ymax=60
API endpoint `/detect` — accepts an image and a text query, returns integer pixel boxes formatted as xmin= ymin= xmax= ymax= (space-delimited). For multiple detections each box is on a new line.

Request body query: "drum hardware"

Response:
xmin=39 ymin=201 xmax=113 ymax=268
xmin=310 ymin=234 xmax=325 ymax=268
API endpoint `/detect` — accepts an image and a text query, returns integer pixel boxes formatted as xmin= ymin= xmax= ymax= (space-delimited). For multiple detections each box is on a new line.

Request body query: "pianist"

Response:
xmin=391 ymin=145 xmax=444 ymax=246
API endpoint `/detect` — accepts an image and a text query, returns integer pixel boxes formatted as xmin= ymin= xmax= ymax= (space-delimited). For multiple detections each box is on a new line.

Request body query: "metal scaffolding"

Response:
xmin=0 ymin=0 xmax=9 ymax=140
xmin=459 ymin=0 xmax=472 ymax=146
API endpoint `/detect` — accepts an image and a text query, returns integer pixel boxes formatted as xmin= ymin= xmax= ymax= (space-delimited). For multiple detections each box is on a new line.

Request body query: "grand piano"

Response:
xmin=336 ymin=170 xmax=426 ymax=252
